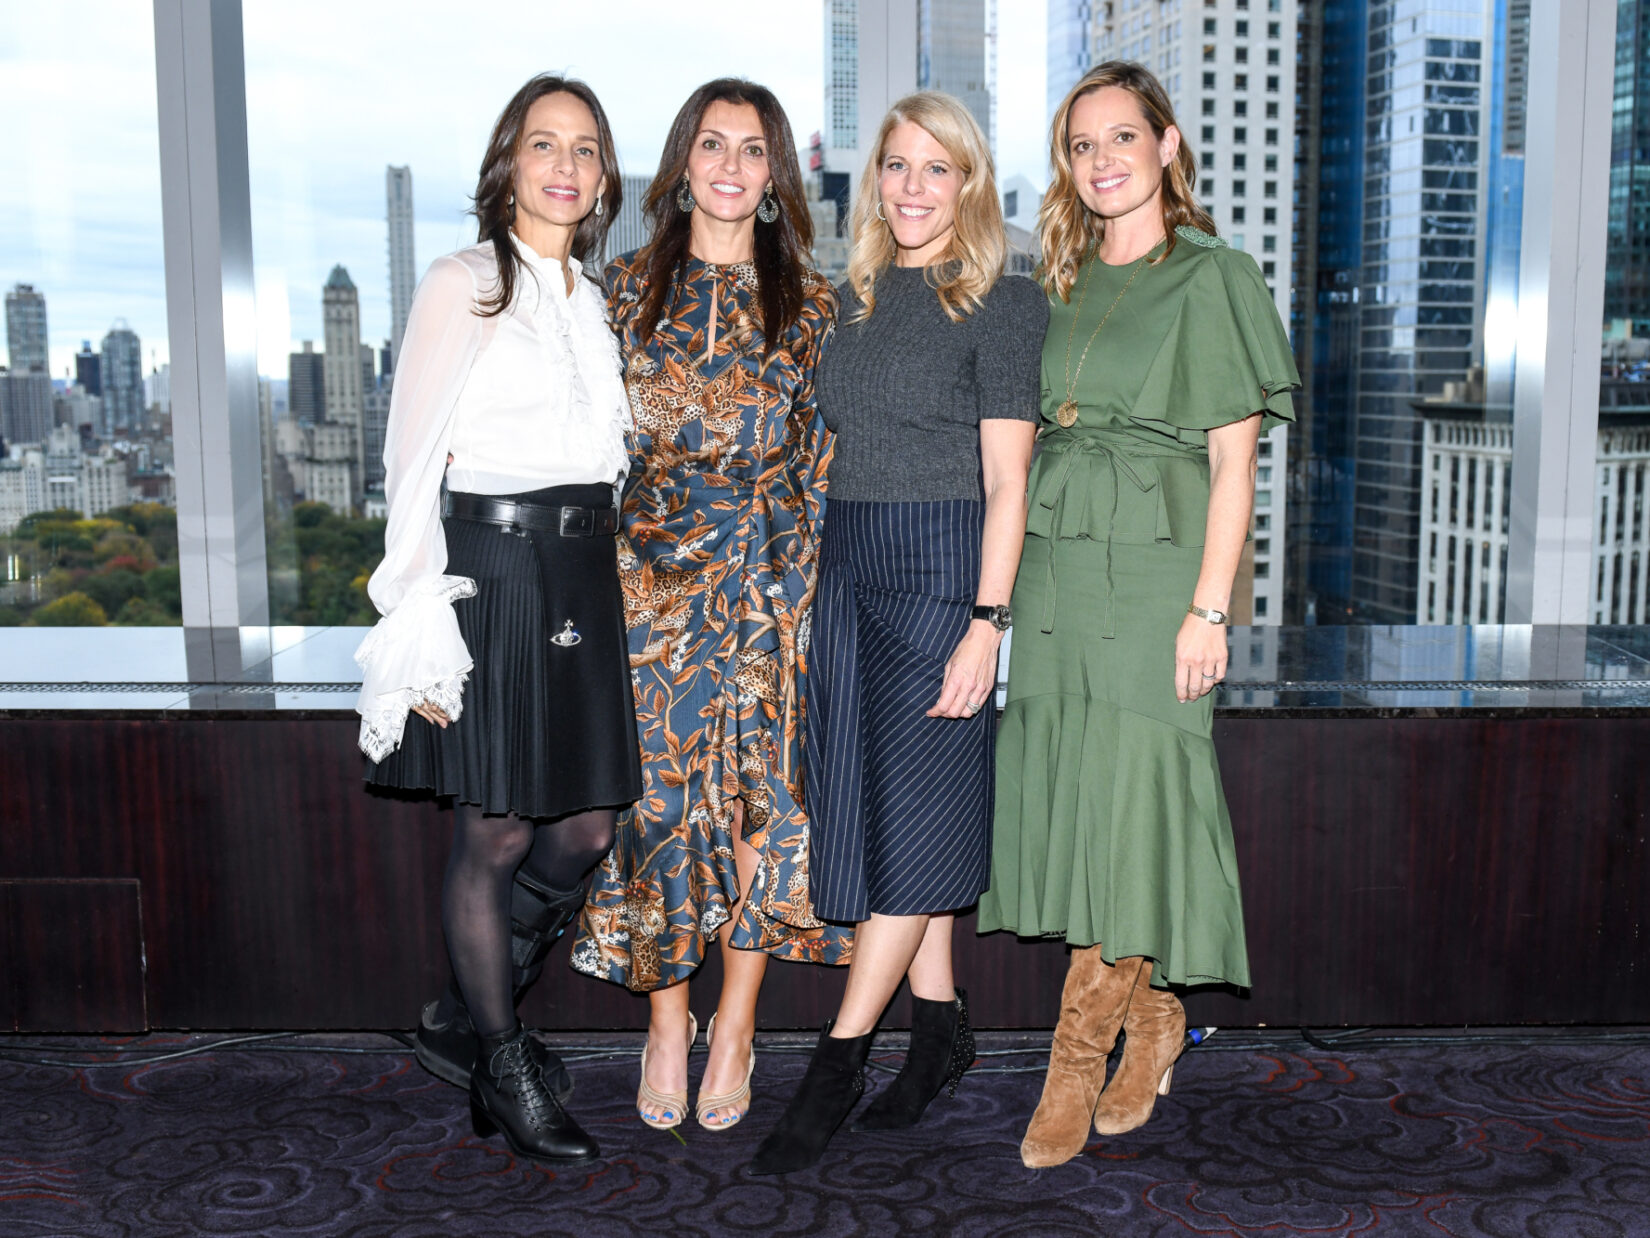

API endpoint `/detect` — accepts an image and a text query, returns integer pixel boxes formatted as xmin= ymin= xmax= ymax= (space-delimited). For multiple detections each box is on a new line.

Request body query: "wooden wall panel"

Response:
xmin=0 ymin=715 xmax=1645 ymax=1031
xmin=1 ymin=879 xmax=145 ymax=1032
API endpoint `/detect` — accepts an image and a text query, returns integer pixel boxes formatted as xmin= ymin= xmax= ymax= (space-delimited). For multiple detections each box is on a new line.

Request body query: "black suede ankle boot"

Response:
xmin=470 ymin=1026 xmax=598 ymax=1164
xmin=852 ymin=988 xmax=975 ymax=1131
xmin=414 ymin=978 xmax=573 ymax=1101
xmin=747 ymin=1021 xmax=873 ymax=1176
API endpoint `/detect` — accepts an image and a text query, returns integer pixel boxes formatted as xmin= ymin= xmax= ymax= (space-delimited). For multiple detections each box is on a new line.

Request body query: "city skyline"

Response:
xmin=1 ymin=1 xmax=1047 ymax=381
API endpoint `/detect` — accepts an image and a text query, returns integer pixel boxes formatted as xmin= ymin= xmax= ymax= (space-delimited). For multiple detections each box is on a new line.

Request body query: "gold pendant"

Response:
xmin=1056 ymin=400 xmax=1079 ymax=428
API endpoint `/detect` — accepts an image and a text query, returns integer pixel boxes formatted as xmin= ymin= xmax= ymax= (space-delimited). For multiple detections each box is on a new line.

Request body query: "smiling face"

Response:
xmin=1067 ymin=85 xmax=1179 ymax=229
xmin=512 ymin=91 xmax=606 ymax=237
xmin=876 ymin=121 xmax=962 ymax=267
xmin=684 ymin=99 xmax=771 ymax=226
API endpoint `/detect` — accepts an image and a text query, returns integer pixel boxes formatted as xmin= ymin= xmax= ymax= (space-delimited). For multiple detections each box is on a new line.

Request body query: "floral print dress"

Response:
xmin=572 ymin=253 xmax=854 ymax=990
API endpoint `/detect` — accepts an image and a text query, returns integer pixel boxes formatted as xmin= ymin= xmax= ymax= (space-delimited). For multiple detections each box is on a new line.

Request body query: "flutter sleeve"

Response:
xmin=974 ymin=274 xmax=1050 ymax=423
xmin=353 ymin=255 xmax=485 ymax=761
xmin=1130 ymin=235 xmax=1301 ymax=444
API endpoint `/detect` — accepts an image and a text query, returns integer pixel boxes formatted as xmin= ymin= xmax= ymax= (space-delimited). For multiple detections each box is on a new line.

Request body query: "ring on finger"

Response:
xmin=1201 ymin=670 xmax=1218 ymax=678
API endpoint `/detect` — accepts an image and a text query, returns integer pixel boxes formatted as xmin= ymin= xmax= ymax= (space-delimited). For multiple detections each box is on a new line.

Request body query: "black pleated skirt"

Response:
xmin=367 ymin=484 xmax=643 ymax=819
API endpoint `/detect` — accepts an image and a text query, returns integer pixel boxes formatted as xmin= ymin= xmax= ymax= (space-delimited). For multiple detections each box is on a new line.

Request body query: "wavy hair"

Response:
xmin=634 ymin=78 xmax=815 ymax=356
xmin=472 ymin=74 xmax=622 ymax=317
xmin=1039 ymin=61 xmax=1216 ymax=302
xmin=846 ymin=92 xmax=1005 ymax=324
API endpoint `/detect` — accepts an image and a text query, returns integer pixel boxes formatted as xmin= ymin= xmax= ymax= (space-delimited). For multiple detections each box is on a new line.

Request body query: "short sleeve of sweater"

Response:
xmin=973 ymin=275 xmax=1050 ymax=424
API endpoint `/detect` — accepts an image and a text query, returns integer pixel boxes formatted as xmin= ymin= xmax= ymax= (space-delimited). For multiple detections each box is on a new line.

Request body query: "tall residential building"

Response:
xmin=603 ymin=174 xmax=654 ymax=263
xmin=0 ymin=369 xmax=53 ymax=446
xmin=1604 ymin=0 xmax=1650 ymax=341
xmin=100 ymin=321 xmax=144 ymax=433
xmin=1348 ymin=2 xmax=1495 ymax=624
xmin=322 ymin=265 xmax=364 ymax=505
xmin=823 ymin=0 xmax=861 ymax=181
xmin=1047 ymin=0 xmax=1093 ymax=119
xmin=917 ymin=0 xmax=994 ymax=150
xmin=822 ymin=0 xmax=992 ymax=194
xmin=5 ymin=284 xmax=48 ymax=374
xmin=75 ymin=341 xmax=101 ymax=395
xmin=1092 ymin=0 xmax=1300 ymax=623
xmin=288 ymin=340 xmax=325 ymax=424
xmin=386 ymin=165 xmax=416 ymax=372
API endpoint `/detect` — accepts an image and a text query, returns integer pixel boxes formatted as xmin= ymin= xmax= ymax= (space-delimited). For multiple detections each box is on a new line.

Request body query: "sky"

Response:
xmin=0 ymin=1 xmax=1048 ymax=381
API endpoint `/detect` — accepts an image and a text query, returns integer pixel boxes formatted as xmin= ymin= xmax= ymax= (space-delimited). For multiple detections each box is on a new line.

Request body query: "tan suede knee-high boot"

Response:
xmin=1020 ymin=948 xmax=1146 ymax=1169
xmin=1091 ymin=961 xmax=1184 ymax=1136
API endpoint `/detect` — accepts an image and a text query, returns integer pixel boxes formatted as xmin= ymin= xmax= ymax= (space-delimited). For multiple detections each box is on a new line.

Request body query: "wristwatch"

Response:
xmin=972 ymin=604 xmax=1012 ymax=632
xmin=1187 ymin=603 xmax=1229 ymax=625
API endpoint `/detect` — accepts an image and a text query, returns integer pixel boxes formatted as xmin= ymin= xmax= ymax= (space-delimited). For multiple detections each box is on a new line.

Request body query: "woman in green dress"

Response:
xmin=979 ymin=61 xmax=1299 ymax=1169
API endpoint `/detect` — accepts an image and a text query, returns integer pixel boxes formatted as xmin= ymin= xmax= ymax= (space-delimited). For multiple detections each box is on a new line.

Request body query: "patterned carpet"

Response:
xmin=4 ymin=1029 xmax=1648 ymax=1238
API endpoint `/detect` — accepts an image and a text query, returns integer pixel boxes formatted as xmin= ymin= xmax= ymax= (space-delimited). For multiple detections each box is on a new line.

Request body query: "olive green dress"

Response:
xmin=978 ymin=226 xmax=1299 ymax=989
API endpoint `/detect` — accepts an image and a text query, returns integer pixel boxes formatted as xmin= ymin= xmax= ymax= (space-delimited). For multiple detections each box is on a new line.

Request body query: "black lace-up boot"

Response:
xmin=852 ymin=988 xmax=975 ymax=1131
xmin=469 ymin=1026 xmax=599 ymax=1164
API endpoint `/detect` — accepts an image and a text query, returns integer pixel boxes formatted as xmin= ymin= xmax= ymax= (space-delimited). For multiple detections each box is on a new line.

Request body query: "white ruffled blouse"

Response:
xmin=354 ymin=236 xmax=631 ymax=761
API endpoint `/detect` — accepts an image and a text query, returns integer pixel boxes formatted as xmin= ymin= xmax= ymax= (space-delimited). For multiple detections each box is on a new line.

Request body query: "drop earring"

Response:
xmin=757 ymin=185 xmax=779 ymax=224
xmin=594 ymin=196 xmax=603 ymax=217
xmin=676 ymin=173 xmax=696 ymax=213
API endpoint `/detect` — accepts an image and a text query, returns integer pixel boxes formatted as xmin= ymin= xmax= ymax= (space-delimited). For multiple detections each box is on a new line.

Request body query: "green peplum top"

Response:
xmin=1029 ymin=225 xmax=1301 ymax=551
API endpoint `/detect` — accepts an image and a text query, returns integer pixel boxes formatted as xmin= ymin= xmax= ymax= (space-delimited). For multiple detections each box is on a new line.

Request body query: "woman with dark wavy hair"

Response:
xmin=979 ymin=61 xmax=1298 ymax=1168
xmin=571 ymin=78 xmax=851 ymax=1134
xmin=357 ymin=73 xmax=638 ymax=1165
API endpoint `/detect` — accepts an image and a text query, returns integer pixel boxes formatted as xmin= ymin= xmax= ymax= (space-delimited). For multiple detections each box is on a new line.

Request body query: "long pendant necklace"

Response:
xmin=1056 ymin=241 xmax=1159 ymax=428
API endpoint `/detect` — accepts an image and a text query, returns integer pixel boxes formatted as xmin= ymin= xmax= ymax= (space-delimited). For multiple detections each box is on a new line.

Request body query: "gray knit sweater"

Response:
xmin=817 ymin=265 xmax=1050 ymax=502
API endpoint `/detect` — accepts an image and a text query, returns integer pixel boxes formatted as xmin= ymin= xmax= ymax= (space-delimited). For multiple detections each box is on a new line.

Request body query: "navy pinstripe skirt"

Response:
xmin=806 ymin=499 xmax=993 ymax=921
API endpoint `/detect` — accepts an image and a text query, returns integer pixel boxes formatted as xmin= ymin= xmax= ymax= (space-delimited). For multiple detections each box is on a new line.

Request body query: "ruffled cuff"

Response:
xmin=353 ymin=574 xmax=478 ymax=761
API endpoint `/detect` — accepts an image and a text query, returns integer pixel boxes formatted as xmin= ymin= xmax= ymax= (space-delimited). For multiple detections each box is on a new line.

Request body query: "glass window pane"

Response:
xmin=1 ymin=7 xmax=177 ymax=629
xmin=240 ymin=4 xmax=825 ymax=625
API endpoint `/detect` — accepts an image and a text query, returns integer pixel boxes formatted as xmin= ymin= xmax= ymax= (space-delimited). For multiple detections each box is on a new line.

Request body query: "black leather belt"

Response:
xmin=445 ymin=493 xmax=618 ymax=537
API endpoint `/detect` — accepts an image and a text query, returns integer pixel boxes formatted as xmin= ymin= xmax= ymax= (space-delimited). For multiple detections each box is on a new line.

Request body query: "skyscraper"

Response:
xmin=1046 ymin=1 xmax=1093 ymax=121
xmin=288 ymin=340 xmax=324 ymax=424
xmin=5 ymin=284 xmax=48 ymax=374
xmin=602 ymin=174 xmax=654 ymax=263
xmin=75 ymin=341 xmax=101 ymax=395
xmin=99 ymin=321 xmax=144 ymax=433
xmin=386 ymin=166 xmax=416 ymax=372
xmin=823 ymin=0 xmax=861 ymax=181
xmin=322 ymin=266 xmax=364 ymax=507
xmin=1604 ymin=0 xmax=1650 ymax=340
xmin=917 ymin=0 xmax=994 ymax=149
xmin=1348 ymin=2 xmax=1494 ymax=624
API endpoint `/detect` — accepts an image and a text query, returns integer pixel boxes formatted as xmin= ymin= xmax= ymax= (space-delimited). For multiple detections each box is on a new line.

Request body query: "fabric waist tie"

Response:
xmin=1034 ymin=436 xmax=1159 ymax=639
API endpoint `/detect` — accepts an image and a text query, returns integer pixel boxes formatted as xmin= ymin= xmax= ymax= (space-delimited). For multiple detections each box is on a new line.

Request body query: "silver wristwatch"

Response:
xmin=1187 ymin=603 xmax=1229 ymax=625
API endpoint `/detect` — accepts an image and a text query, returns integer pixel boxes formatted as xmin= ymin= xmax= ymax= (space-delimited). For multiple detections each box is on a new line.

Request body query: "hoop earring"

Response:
xmin=875 ymin=199 xmax=886 ymax=222
xmin=676 ymin=173 xmax=696 ymax=213
xmin=757 ymin=185 xmax=779 ymax=224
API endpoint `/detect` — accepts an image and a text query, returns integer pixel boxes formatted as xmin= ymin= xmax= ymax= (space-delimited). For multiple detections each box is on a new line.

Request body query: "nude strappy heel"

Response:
xmin=636 ymin=1012 xmax=698 ymax=1130
xmin=695 ymin=1012 xmax=756 ymax=1130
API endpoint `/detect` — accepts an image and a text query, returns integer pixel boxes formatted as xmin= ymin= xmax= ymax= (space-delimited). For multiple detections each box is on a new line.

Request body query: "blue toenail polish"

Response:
xmin=663 ymin=1111 xmax=673 ymax=1120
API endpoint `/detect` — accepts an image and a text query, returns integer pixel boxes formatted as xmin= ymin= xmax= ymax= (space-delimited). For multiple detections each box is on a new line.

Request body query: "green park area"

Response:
xmin=0 ymin=503 xmax=384 ymax=628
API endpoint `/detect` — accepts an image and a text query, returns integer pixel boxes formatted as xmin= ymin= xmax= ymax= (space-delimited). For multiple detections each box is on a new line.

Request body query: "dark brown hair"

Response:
xmin=1039 ymin=60 xmax=1218 ymax=301
xmin=635 ymin=78 xmax=815 ymax=353
xmin=472 ymin=74 xmax=622 ymax=317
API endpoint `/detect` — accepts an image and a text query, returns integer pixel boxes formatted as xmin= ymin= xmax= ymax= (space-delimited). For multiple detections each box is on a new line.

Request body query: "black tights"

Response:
xmin=441 ymin=804 xmax=616 ymax=1039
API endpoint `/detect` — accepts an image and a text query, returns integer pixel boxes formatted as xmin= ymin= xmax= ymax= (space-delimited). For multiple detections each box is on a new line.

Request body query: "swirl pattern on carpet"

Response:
xmin=2 ymin=1031 xmax=1646 ymax=1237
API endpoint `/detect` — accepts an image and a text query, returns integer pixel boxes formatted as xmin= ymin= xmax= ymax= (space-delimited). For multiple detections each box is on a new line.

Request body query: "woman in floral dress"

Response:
xmin=572 ymin=78 xmax=851 ymax=1132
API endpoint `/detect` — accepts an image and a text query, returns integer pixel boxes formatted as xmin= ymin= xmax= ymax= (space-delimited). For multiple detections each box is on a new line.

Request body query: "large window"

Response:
xmin=240 ymin=2 xmax=824 ymax=625
xmin=0 ymin=7 xmax=178 ymax=628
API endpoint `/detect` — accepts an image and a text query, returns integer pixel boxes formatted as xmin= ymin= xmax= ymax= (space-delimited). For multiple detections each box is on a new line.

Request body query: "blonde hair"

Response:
xmin=1039 ymin=61 xmax=1217 ymax=302
xmin=846 ymin=91 xmax=1006 ymax=324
